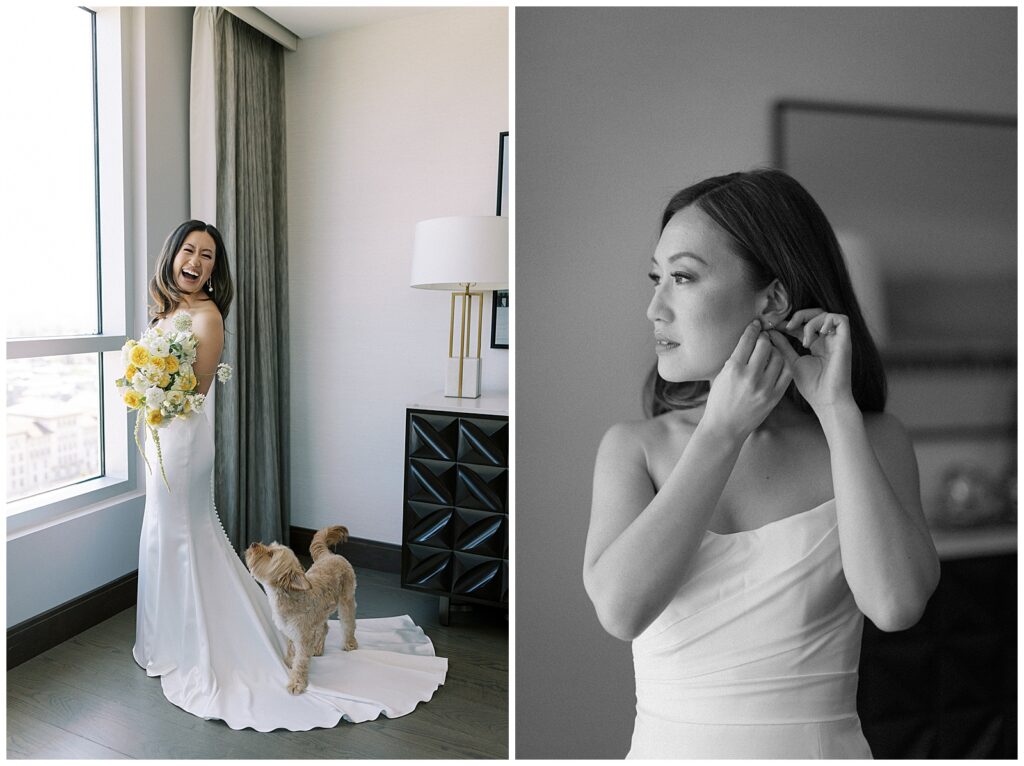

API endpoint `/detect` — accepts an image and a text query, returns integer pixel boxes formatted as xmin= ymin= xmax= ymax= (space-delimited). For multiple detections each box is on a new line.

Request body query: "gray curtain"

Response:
xmin=213 ymin=12 xmax=290 ymax=552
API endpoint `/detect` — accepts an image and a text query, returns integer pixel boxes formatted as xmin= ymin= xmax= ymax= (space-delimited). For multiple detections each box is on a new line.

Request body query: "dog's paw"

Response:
xmin=344 ymin=638 xmax=358 ymax=651
xmin=286 ymin=676 xmax=308 ymax=695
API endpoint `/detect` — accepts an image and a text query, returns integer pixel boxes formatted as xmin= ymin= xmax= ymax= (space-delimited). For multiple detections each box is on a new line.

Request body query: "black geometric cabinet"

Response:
xmin=402 ymin=407 xmax=509 ymax=624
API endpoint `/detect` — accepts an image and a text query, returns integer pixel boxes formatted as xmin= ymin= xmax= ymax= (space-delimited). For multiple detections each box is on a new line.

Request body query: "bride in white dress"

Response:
xmin=583 ymin=170 xmax=940 ymax=758
xmin=132 ymin=220 xmax=447 ymax=731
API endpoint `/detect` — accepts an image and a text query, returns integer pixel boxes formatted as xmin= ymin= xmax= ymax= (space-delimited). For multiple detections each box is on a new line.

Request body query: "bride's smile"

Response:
xmin=172 ymin=230 xmax=217 ymax=295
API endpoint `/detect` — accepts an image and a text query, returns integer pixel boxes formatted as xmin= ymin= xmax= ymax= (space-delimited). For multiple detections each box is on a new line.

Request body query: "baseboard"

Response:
xmin=289 ymin=526 xmax=400 ymax=574
xmin=7 ymin=531 xmax=399 ymax=671
xmin=7 ymin=571 xmax=138 ymax=670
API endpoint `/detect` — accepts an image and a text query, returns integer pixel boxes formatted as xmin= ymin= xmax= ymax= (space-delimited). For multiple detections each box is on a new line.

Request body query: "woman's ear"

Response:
xmin=757 ymin=278 xmax=792 ymax=324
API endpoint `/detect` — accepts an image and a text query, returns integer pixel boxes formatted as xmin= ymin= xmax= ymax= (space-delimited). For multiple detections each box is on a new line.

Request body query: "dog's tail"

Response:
xmin=310 ymin=525 xmax=349 ymax=561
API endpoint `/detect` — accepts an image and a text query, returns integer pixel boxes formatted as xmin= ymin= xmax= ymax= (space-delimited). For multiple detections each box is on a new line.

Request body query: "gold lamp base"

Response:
xmin=446 ymin=286 xmax=484 ymax=398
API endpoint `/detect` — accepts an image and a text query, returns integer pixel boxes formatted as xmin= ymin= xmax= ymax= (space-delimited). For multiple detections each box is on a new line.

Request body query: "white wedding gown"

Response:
xmin=132 ymin=405 xmax=448 ymax=731
xmin=628 ymin=499 xmax=872 ymax=758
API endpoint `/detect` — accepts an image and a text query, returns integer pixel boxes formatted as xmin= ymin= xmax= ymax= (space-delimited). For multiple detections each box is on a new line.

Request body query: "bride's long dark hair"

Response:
xmin=644 ymin=168 xmax=887 ymax=417
xmin=149 ymin=220 xmax=235 ymax=325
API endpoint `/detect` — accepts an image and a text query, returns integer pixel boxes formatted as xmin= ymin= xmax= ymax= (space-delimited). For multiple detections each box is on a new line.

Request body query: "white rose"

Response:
xmin=145 ymin=387 xmax=166 ymax=407
xmin=132 ymin=375 xmax=149 ymax=393
xmin=150 ymin=337 xmax=170 ymax=357
xmin=178 ymin=338 xmax=197 ymax=363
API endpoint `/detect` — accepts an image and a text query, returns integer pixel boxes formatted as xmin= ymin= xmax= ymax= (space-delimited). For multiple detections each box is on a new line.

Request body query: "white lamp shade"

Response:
xmin=410 ymin=216 xmax=508 ymax=290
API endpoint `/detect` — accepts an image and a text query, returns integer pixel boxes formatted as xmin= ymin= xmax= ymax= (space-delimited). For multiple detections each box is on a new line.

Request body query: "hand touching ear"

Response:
xmin=767 ymin=308 xmax=854 ymax=413
xmin=703 ymin=320 xmax=794 ymax=440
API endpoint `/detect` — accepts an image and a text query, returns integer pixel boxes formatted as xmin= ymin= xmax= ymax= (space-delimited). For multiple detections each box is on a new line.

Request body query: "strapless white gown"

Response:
xmin=628 ymin=499 xmax=872 ymax=759
xmin=132 ymin=410 xmax=448 ymax=731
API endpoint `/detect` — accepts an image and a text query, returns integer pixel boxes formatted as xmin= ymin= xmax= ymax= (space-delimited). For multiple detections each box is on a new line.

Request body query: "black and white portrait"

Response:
xmin=515 ymin=6 xmax=1015 ymax=759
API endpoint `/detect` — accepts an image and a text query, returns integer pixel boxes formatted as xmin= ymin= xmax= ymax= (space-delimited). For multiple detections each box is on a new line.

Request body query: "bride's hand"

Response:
xmin=702 ymin=320 xmax=793 ymax=441
xmin=768 ymin=308 xmax=854 ymax=413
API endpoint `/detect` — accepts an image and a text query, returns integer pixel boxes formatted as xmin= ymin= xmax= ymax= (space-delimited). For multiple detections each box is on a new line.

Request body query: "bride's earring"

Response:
xmin=206 ymin=280 xmax=214 ymax=294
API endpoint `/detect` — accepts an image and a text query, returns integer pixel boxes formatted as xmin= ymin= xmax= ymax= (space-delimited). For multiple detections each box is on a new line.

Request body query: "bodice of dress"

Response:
xmin=632 ymin=499 xmax=864 ymax=727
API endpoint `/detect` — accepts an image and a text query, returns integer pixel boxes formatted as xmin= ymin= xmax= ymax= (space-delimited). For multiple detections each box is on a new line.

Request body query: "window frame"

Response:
xmin=7 ymin=7 xmax=137 ymax=536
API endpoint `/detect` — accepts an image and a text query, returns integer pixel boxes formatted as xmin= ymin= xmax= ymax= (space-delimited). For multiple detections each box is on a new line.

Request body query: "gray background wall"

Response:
xmin=514 ymin=7 xmax=1015 ymax=758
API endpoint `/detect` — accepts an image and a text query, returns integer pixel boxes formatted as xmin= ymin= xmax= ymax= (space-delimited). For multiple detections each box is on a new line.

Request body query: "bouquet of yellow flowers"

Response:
xmin=115 ymin=312 xmax=232 ymax=491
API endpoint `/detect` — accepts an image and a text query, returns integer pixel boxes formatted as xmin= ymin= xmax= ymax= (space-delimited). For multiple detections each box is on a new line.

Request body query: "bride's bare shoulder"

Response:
xmin=599 ymin=410 xmax=699 ymax=462
xmin=189 ymin=302 xmax=223 ymax=332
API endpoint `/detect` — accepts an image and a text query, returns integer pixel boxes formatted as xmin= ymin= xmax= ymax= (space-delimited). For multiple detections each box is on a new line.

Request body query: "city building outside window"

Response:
xmin=7 ymin=6 xmax=132 ymax=520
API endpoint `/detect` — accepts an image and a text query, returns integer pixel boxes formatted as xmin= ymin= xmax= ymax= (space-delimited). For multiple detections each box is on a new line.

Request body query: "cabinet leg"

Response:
xmin=439 ymin=596 xmax=450 ymax=626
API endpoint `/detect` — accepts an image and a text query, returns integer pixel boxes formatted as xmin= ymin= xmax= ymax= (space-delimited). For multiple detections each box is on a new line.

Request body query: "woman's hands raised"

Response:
xmin=767 ymin=308 xmax=855 ymax=414
xmin=703 ymin=320 xmax=794 ymax=441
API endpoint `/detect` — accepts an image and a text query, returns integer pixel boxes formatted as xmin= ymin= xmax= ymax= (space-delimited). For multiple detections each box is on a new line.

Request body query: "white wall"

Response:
xmin=7 ymin=6 xmax=192 ymax=627
xmin=514 ymin=7 xmax=1015 ymax=758
xmin=285 ymin=8 xmax=509 ymax=543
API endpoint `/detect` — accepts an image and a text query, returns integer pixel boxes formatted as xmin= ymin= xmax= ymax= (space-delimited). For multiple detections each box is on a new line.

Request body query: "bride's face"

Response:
xmin=647 ymin=205 xmax=762 ymax=383
xmin=172 ymin=230 xmax=217 ymax=296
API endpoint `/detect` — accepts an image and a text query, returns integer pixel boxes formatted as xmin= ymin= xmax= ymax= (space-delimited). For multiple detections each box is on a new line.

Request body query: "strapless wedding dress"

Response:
xmin=628 ymin=499 xmax=872 ymax=758
xmin=132 ymin=409 xmax=447 ymax=731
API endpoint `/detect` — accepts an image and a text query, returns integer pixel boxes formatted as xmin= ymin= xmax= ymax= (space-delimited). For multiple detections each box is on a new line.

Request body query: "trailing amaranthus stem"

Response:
xmin=149 ymin=425 xmax=172 ymax=493
xmin=134 ymin=410 xmax=153 ymax=477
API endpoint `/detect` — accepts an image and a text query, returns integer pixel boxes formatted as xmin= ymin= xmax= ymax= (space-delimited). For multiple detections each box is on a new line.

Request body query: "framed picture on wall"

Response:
xmin=496 ymin=131 xmax=509 ymax=216
xmin=491 ymin=289 xmax=509 ymax=349
xmin=492 ymin=131 xmax=510 ymax=349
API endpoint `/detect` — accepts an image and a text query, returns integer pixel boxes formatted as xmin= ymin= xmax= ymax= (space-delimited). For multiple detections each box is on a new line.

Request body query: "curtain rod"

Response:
xmin=223 ymin=7 xmax=298 ymax=51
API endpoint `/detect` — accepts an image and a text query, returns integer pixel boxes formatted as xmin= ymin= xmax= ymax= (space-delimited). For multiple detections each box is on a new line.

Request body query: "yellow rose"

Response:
xmin=126 ymin=364 xmax=137 ymax=381
xmin=159 ymin=373 xmax=170 ymax=387
xmin=183 ymin=398 xmax=193 ymax=413
xmin=165 ymin=355 xmax=179 ymax=374
xmin=150 ymin=356 xmax=166 ymax=372
xmin=123 ymin=390 xmax=142 ymax=408
xmin=183 ymin=373 xmax=197 ymax=391
xmin=146 ymin=409 xmax=163 ymax=426
xmin=130 ymin=345 xmax=150 ymax=366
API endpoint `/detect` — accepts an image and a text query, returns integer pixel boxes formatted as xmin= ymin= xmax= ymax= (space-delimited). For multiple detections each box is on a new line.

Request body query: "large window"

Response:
xmin=7 ymin=7 xmax=130 ymax=518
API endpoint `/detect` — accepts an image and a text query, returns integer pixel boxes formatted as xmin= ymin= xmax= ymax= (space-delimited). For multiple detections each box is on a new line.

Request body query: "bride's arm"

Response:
xmin=769 ymin=311 xmax=939 ymax=632
xmin=582 ymin=418 xmax=745 ymax=641
xmin=190 ymin=311 xmax=224 ymax=397
xmin=583 ymin=321 xmax=792 ymax=641
xmin=820 ymin=405 xmax=939 ymax=631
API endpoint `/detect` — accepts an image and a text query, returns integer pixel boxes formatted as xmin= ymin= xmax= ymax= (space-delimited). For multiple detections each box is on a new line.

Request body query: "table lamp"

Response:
xmin=410 ymin=216 xmax=508 ymax=398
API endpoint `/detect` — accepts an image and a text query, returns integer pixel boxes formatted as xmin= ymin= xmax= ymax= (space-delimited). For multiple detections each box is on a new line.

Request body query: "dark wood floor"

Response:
xmin=7 ymin=567 xmax=508 ymax=759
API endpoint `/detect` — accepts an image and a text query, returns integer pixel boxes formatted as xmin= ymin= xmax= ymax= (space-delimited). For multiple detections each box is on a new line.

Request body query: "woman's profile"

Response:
xmin=132 ymin=220 xmax=447 ymax=731
xmin=582 ymin=170 xmax=940 ymax=758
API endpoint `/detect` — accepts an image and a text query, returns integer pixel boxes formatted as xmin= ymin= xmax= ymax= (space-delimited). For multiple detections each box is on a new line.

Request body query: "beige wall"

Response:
xmin=515 ymin=6 xmax=1015 ymax=757
xmin=284 ymin=8 xmax=509 ymax=542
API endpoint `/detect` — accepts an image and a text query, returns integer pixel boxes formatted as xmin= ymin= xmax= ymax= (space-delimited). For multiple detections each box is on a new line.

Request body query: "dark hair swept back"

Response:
xmin=149 ymin=220 xmax=234 ymax=325
xmin=644 ymin=168 xmax=886 ymax=417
